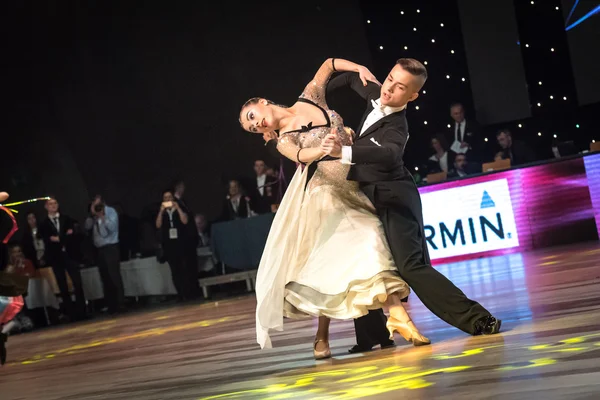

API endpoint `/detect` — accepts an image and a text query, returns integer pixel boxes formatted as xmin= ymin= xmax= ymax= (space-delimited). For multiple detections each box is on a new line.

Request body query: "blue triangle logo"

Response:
xmin=480 ymin=191 xmax=495 ymax=208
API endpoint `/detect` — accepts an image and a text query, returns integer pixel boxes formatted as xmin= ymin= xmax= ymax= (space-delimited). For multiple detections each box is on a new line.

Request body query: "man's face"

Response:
xmin=455 ymin=155 xmax=467 ymax=170
xmin=254 ymin=160 xmax=266 ymax=176
xmin=497 ymin=132 xmax=512 ymax=149
xmin=380 ymin=64 xmax=421 ymax=107
xmin=45 ymin=199 xmax=59 ymax=214
xmin=450 ymin=105 xmax=465 ymax=123
xmin=9 ymin=246 xmax=23 ymax=263
xmin=175 ymin=182 xmax=185 ymax=197
xmin=229 ymin=181 xmax=240 ymax=197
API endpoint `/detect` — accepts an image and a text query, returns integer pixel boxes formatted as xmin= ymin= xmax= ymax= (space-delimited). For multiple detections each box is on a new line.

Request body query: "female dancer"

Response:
xmin=0 ymin=192 xmax=28 ymax=365
xmin=239 ymin=59 xmax=429 ymax=358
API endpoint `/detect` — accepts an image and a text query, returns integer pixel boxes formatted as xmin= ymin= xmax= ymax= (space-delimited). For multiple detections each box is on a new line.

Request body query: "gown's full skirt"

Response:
xmin=255 ymin=164 xmax=410 ymax=349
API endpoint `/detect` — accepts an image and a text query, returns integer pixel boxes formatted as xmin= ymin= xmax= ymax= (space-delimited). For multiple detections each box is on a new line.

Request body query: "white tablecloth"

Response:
xmin=24 ymin=277 xmax=60 ymax=310
xmin=81 ymin=257 xmax=177 ymax=300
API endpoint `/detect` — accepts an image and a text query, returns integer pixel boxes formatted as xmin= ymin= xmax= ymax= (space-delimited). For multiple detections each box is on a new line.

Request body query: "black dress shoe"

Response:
xmin=475 ymin=316 xmax=502 ymax=335
xmin=348 ymin=341 xmax=396 ymax=354
xmin=1 ymin=332 xmax=7 ymax=365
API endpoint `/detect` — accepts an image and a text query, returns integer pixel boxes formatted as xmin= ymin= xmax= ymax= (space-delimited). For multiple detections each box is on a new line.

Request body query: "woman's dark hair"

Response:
xmin=431 ymin=133 xmax=449 ymax=152
xmin=239 ymin=98 xmax=287 ymax=127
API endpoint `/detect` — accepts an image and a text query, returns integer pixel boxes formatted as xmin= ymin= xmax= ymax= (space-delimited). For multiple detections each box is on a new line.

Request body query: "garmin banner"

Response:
xmin=422 ymin=179 xmax=520 ymax=259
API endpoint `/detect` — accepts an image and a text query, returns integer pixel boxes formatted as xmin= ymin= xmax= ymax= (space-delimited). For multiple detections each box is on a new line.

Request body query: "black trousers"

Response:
xmin=354 ymin=179 xmax=491 ymax=345
xmin=166 ymin=242 xmax=198 ymax=301
xmin=183 ymin=243 xmax=200 ymax=298
xmin=97 ymin=243 xmax=124 ymax=312
xmin=51 ymin=252 xmax=86 ymax=319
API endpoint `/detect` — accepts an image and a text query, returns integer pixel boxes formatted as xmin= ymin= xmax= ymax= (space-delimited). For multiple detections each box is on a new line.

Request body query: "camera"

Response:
xmin=94 ymin=203 xmax=105 ymax=213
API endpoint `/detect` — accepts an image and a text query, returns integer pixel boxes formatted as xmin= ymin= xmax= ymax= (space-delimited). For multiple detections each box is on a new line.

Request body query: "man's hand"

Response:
xmin=460 ymin=141 xmax=470 ymax=149
xmin=50 ymin=235 xmax=60 ymax=243
xmin=321 ymin=133 xmax=343 ymax=158
xmin=263 ymin=131 xmax=278 ymax=143
xmin=66 ymin=229 xmax=73 ymax=235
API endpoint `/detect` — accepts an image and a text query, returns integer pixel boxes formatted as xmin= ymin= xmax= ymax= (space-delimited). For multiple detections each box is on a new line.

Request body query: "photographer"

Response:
xmin=85 ymin=195 xmax=124 ymax=314
xmin=156 ymin=189 xmax=192 ymax=302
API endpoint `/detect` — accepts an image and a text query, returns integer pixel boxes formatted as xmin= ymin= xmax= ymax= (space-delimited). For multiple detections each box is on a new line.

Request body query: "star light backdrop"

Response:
xmin=359 ymin=0 xmax=599 ymax=171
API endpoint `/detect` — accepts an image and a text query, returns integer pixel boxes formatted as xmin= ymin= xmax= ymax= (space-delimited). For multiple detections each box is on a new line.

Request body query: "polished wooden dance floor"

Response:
xmin=3 ymin=242 xmax=600 ymax=399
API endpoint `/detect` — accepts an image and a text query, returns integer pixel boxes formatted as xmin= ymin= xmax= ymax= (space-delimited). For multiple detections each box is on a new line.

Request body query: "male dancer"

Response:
xmin=322 ymin=58 xmax=501 ymax=353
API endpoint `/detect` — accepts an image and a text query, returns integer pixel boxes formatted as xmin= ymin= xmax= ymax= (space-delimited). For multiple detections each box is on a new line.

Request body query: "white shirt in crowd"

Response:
xmin=256 ymin=174 xmax=266 ymax=196
xmin=429 ymin=152 xmax=449 ymax=172
xmin=342 ymin=98 xmax=407 ymax=164
xmin=455 ymin=120 xmax=466 ymax=142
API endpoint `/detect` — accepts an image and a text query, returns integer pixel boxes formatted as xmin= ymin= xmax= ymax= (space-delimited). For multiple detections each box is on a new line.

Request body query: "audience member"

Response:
xmin=448 ymin=153 xmax=479 ymax=178
xmin=448 ymin=102 xmax=484 ymax=162
xmin=427 ymin=134 xmax=454 ymax=173
xmin=219 ymin=180 xmax=254 ymax=221
xmin=249 ymin=159 xmax=278 ymax=214
xmin=156 ymin=189 xmax=194 ymax=302
xmin=172 ymin=179 xmax=200 ymax=298
xmin=496 ymin=129 xmax=536 ymax=166
xmin=39 ymin=197 xmax=87 ymax=321
xmin=85 ymin=195 xmax=125 ymax=314
xmin=21 ymin=212 xmax=46 ymax=269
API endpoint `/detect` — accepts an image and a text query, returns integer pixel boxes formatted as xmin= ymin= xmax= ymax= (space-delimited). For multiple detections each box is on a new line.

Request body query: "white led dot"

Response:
xmin=379 ymin=45 xmax=384 ymax=50
xmin=424 ymin=121 xmax=428 ymax=125
xmin=446 ymin=75 xmax=450 ymax=79
xmin=440 ymin=23 xmax=444 ymax=27
xmin=550 ymin=95 xmax=554 ymax=99
xmin=367 ymin=20 xmax=371 ymax=24
xmin=415 ymin=106 xmax=420 ymax=110
xmin=404 ymin=46 xmax=408 ymax=50
xmin=423 ymin=90 xmax=427 ymax=94
xmin=413 ymin=27 xmax=417 ymax=31
xmin=526 ymin=44 xmax=530 ymax=47
xmin=485 ymin=138 xmax=489 ymax=142
xmin=518 ymin=124 xmax=523 ymax=128
xmin=424 ymin=61 xmax=428 ymax=65
xmin=415 ymin=167 xmax=419 ymax=171
xmin=563 ymin=96 xmax=567 ymax=100
xmin=451 ymin=50 xmax=455 ymax=54
xmin=556 ymin=6 xmax=559 ymax=10
xmin=401 ymin=11 xmax=404 ymax=14
xmin=531 ymin=1 xmax=534 ymax=4
xmin=432 ymin=39 xmax=436 ymax=43
xmin=417 ymin=9 xmax=420 ymax=13
xmin=553 ymin=134 xmax=557 ymax=138
xmin=537 ymin=102 xmax=542 ymax=107
xmin=538 ymin=81 xmax=542 ymax=85
xmin=447 ymin=124 xmax=451 ymax=128
xmin=593 ymin=140 xmax=596 ymax=143
xmin=551 ymin=48 xmax=555 ymax=52
xmin=538 ymin=132 xmax=542 ymax=136
xmin=462 ymin=77 xmax=466 ymax=81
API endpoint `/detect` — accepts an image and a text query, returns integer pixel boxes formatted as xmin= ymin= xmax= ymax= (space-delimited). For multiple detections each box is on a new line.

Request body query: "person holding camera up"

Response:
xmin=156 ymin=189 xmax=193 ymax=302
xmin=85 ymin=195 xmax=124 ymax=314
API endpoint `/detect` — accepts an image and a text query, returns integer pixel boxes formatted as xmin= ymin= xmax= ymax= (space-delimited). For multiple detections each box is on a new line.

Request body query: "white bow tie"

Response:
xmin=371 ymin=99 xmax=385 ymax=112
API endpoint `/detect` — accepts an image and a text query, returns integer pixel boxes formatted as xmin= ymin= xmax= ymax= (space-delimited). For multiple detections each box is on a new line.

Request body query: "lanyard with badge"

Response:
xmin=166 ymin=209 xmax=178 ymax=240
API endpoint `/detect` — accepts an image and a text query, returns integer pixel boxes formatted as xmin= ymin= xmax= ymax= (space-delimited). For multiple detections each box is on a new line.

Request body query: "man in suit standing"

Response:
xmin=448 ymin=102 xmax=484 ymax=162
xmin=39 ymin=196 xmax=86 ymax=321
xmin=250 ymin=160 xmax=278 ymax=214
xmin=322 ymin=58 xmax=501 ymax=353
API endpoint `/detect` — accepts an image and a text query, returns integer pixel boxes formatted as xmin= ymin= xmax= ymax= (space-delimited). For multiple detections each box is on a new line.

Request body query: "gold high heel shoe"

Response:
xmin=313 ymin=338 xmax=332 ymax=360
xmin=386 ymin=317 xmax=431 ymax=346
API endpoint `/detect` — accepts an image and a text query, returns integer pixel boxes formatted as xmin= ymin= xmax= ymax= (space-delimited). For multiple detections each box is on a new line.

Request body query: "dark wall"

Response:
xmin=2 ymin=0 xmax=371 ymax=221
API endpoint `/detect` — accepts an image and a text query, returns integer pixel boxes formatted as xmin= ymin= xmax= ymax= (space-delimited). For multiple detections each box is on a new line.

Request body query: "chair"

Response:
xmin=482 ymin=159 xmax=511 ymax=172
xmin=426 ymin=171 xmax=447 ymax=184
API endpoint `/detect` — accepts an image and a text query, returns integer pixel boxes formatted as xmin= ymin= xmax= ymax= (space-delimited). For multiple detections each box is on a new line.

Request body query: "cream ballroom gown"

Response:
xmin=255 ymin=63 xmax=410 ymax=349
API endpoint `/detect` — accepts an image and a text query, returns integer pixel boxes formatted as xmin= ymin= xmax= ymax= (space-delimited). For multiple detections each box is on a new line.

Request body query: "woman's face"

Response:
xmin=27 ymin=213 xmax=37 ymax=228
xmin=162 ymin=192 xmax=174 ymax=202
xmin=432 ymin=138 xmax=442 ymax=152
xmin=240 ymin=99 xmax=276 ymax=134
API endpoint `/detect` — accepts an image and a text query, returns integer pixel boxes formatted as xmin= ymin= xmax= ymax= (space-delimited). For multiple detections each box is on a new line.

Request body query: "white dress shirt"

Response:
xmin=341 ymin=99 xmax=406 ymax=164
xmin=429 ymin=152 xmax=449 ymax=172
xmin=455 ymin=120 xmax=466 ymax=142
xmin=256 ymin=174 xmax=266 ymax=196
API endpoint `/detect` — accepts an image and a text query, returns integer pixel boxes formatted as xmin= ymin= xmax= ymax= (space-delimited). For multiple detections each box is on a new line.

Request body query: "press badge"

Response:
xmin=169 ymin=228 xmax=178 ymax=239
